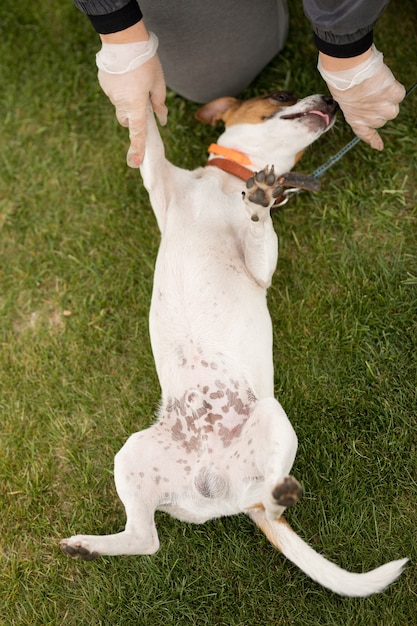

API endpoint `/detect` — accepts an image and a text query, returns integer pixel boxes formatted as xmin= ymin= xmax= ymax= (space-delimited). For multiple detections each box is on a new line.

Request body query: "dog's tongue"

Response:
xmin=309 ymin=110 xmax=330 ymax=127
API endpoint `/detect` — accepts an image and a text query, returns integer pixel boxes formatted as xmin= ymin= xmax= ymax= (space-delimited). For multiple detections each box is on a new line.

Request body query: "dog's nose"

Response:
xmin=322 ymin=95 xmax=339 ymax=112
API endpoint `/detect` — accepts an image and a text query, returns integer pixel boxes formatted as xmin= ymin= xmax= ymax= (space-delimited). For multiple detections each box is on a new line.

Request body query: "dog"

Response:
xmin=61 ymin=91 xmax=407 ymax=596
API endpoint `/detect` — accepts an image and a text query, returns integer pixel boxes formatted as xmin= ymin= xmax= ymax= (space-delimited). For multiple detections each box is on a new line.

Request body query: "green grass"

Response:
xmin=1 ymin=0 xmax=416 ymax=624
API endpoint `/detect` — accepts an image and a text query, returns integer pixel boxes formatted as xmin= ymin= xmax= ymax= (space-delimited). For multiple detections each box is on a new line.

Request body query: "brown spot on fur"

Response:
xmin=294 ymin=149 xmax=305 ymax=164
xmin=185 ymin=414 xmax=198 ymax=432
xmin=218 ymin=422 xmax=245 ymax=447
xmin=171 ymin=419 xmax=186 ymax=441
xmin=187 ymin=391 xmax=198 ymax=403
xmin=183 ymin=436 xmax=200 ymax=454
xmin=205 ymin=412 xmax=222 ymax=425
xmin=195 ymin=92 xmax=298 ymax=127
xmin=248 ymin=510 xmax=294 ymax=554
xmin=245 ymin=502 xmax=264 ymax=510
xmin=223 ymin=389 xmax=250 ymax=415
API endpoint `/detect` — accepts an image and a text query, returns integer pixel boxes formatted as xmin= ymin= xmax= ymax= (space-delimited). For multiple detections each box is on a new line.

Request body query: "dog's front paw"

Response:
xmin=243 ymin=166 xmax=283 ymax=221
xmin=60 ymin=538 xmax=99 ymax=561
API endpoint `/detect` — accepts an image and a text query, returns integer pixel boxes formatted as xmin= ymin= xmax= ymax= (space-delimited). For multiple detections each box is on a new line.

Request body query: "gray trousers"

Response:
xmin=138 ymin=0 xmax=289 ymax=102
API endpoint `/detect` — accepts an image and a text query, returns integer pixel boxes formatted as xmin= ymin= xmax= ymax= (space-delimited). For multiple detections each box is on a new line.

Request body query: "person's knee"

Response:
xmin=143 ymin=0 xmax=289 ymax=102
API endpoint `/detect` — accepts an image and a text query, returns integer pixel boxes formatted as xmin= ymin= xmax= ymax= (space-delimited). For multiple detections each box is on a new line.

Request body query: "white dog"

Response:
xmin=61 ymin=91 xmax=407 ymax=596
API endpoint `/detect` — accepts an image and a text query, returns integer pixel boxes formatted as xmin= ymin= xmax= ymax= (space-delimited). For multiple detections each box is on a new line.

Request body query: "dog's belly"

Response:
xmin=145 ymin=373 xmax=265 ymax=523
xmin=149 ymin=202 xmax=274 ymax=398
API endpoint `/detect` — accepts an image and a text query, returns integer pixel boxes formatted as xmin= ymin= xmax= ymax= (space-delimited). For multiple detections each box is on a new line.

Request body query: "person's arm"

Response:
xmin=73 ymin=1 xmax=167 ymax=167
xmin=302 ymin=0 xmax=405 ymax=150
xmin=303 ymin=0 xmax=388 ymax=54
xmin=73 ymin=0 xmax=143 ymax=35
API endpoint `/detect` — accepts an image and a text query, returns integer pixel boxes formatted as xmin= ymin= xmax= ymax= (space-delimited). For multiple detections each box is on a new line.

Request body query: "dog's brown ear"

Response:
xmin=195 ymin=97 xmax=239 ymax=125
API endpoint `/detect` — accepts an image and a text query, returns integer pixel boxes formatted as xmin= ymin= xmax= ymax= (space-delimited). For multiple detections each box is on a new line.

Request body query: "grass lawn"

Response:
xmin=1 ymin=1 xmax=416 ymax=624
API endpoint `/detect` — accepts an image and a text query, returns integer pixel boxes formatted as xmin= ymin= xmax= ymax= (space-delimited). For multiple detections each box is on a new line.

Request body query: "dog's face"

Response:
xmin=196 ymin=91 xmax=338 ymax=173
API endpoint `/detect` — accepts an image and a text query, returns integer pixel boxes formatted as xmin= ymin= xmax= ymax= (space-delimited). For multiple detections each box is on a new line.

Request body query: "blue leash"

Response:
xmin=310 ymin=135 xmax=361 ymax=180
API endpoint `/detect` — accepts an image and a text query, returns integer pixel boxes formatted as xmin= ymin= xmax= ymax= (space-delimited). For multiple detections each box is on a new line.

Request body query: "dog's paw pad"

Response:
xmin=247 ymin=187 xmax=270 ymax=208
xmin=245 ymin=166 xmax=282 ymax=212
xmin=272 ymin=476 xmax=302 ymax=508
xmin=60 ymin=540 xmax=99 ymax=561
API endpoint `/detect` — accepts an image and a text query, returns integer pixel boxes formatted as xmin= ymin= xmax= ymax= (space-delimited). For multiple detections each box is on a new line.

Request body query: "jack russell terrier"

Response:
xmin=61 ymin=91 xmax=407 ymax=596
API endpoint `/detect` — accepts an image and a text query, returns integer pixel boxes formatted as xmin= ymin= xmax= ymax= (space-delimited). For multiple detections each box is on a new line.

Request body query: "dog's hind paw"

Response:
xmin=60 ymin=539 xmax=99 ymax=561
xmin=272 ymin=476 xmax=302 ymax=508
xmin=244 ymin=166 xmax=283 ymax=221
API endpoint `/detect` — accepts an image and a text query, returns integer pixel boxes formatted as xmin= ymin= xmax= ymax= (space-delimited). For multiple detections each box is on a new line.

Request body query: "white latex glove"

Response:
xmin=318 ymin=45 xmax=405 ymax=150
xmin=96 ymin=32 xmax=167 ymax=167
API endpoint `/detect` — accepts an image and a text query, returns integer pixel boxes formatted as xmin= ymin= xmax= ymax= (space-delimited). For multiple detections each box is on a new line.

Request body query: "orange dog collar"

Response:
xmin=207 ymin=143 xmax=252 ymax=166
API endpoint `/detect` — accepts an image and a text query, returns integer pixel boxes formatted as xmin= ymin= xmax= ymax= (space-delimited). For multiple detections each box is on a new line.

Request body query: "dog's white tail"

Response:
xmin=247 ymin=508 xmax=407 ymax=597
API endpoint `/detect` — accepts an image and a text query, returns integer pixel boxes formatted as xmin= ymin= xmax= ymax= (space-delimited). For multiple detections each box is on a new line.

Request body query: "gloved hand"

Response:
xmin=318 ymin=45 xmax=405 ymax=150
xmin=96 ymin=32 xmax=167 ymax=167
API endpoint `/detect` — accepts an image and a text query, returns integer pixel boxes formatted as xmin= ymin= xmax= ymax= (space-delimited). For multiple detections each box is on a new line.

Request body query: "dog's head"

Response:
xmin=196 ymin=91 xmax=338 ymax=174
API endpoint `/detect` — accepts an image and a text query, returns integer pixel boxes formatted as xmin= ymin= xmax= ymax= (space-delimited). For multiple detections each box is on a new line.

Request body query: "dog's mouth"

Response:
xmin=281 ymin=99 xmax=339 ymax=129
xmin=281 ymin=109 xmax=333 ymax=127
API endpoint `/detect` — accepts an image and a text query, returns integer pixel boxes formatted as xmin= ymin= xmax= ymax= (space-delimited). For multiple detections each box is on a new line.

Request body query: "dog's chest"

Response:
xmin=149 ymin=172 xmax=274 ymax=399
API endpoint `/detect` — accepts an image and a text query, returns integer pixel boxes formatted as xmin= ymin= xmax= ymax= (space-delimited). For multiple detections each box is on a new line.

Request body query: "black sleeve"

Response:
xmin=302 ymin=0 xmax=390 ymax=57
xmin=73 ymin=0 xmax=143 ymax=34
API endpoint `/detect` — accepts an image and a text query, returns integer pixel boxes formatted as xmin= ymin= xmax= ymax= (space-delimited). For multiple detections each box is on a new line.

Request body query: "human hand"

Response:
xmin=318 ymin=45 xmax=405 ymax=150
xmin=96 ymin=32 xmax=167 ymax=167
